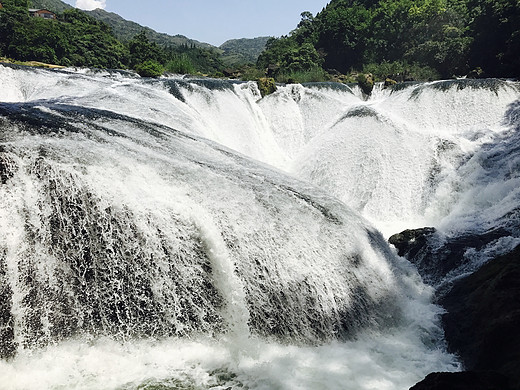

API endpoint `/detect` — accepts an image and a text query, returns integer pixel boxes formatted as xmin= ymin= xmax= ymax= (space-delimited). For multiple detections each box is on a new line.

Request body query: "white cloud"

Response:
xmin=75 ymin=0 xmax=106 ymax=11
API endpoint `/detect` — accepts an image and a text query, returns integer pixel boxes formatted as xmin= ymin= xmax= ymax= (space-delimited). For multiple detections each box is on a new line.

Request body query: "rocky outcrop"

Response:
xmin=356 ymin=73 xmax=374 ymax=95
xmin=392 ymin=226 xmax=520 ymax=390
xmin=388 ymin=227 xmax=511 ymax=286
xmin=388 ymin=227 xmax=437 ymax=259
xmin=410 ymin=371 xmax=515 ymax=390
xmin=257 ymin=77 xmax=277 ymax=97
xmin=438 ymin=245 xmax=520 ymax=388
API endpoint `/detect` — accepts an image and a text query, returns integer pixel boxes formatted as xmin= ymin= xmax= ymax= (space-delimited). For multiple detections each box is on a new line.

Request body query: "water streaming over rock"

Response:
xmin=1 ymin=64 xmax=518 ymax=389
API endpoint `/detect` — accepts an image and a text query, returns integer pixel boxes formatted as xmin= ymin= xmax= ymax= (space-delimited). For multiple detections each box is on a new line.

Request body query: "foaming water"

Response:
xmin=3 ymin=64 xmax=518 ymax=388
xmin=0 ymin=332 xmax=458 ymax=390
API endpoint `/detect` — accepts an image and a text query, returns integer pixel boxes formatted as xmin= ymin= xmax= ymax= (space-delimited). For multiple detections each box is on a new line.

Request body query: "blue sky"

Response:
xmin=63 ymin=0 xmax=330 ymax=47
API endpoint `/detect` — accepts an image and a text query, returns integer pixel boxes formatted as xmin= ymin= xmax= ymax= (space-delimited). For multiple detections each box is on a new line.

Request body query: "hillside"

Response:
xmin=219 ymin=36 xmax=270 ymax=65
xmin=30 ymin=0 xmax=215 ymax=49
xmin=85 ymin=8 xmax=215 ymax=49
xmin=29 ymin=0 xmax=72 ymax=13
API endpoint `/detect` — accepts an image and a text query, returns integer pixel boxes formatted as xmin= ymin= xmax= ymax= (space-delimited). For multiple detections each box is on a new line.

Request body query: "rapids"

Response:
xmin=0 ymin=64 xmax=518 ymax=389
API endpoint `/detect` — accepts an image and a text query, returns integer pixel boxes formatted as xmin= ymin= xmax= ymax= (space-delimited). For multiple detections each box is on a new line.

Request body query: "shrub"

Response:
xmin=134 ymin=60 xmax=164 ymax=77
xmin=165 ymin=54 xmax=195 ymax=75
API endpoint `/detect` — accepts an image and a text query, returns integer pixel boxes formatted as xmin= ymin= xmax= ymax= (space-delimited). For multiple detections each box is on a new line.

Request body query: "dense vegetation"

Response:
xmin=0 ymin=0 xmax=224 ymax=75
xmin=1 ymin=0 xmax=518 ymax=82
xmin=258 ymin=0 xmax=520 ymax=81
xmin=0 ymin=0 xmax=126 ymax=68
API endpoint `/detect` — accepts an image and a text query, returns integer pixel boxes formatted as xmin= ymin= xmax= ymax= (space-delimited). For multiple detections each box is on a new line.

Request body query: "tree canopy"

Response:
xmin=258 ymin=0 xmax=520 ymax=80
xmin=0 ymin=0 xmax=224 ymax=75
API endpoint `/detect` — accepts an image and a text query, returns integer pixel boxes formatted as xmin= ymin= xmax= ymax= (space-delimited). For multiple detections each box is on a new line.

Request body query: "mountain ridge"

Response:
xmin=219 ymin=36 xmax=270 ymax=65
xmin=29 ymin=0 xmax=216 ymax=50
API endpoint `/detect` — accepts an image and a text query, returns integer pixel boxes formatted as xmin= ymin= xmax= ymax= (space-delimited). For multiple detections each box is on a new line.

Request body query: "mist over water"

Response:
xmin=0 ymin=64 xmax=518 ymax=389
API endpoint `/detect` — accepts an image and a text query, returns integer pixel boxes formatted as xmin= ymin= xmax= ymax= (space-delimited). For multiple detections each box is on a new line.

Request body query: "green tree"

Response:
xmin=314 ymin=1 xmax=372 ymax=72
xmin=134 ymin=60 xmax=164 ymax=77
xmin=466 ymin=0 xmax=520 ymax=77
xmin=127 ymin=30 xmax=165 ymax=68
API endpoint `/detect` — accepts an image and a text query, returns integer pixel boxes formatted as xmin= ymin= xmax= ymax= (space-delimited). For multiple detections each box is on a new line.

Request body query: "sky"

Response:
xmin=62 ymin=0 xmax=330 ymax=47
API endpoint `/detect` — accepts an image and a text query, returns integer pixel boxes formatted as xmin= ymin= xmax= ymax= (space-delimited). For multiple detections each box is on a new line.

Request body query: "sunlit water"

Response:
xmin=1 ymin=65 xmax=519 ymax=389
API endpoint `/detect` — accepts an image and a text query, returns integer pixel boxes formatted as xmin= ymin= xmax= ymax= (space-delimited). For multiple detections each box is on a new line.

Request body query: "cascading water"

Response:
xmin=1 ymin=63 xmax=518 ymax=389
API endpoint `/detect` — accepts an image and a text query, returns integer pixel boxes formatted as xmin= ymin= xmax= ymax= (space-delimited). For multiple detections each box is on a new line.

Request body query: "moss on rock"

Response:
xmin=357 ymin=73 xmax=374 ymax=95
xmin=257 ymin=77 xmax=277 ymax=97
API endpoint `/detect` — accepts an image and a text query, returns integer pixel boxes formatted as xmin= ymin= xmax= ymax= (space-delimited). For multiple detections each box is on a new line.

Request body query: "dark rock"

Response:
xmin=438 ymin=245 xmax=520 ymax=388
xmin=410 ymin=371 xmax=515 ymax=390
xmin=388 ymin=227 xmax=437 ymax=258
xmin=356 ymin=73 xmax=374 ymax=95
xmin=388 ymin=227 xmax=511 ymax=286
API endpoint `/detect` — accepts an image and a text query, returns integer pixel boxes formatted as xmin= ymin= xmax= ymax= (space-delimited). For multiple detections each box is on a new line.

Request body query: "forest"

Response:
xmin=0 ymin=0 xmax=224 ymax=76
xmin=258 ymin=0 xmax=520 ymax=82
xmin=0 ymin=0 xmax=519 ymax=81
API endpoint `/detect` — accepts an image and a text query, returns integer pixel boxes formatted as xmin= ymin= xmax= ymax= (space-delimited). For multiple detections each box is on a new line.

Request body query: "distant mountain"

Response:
xmin=30 ymin=0 xmax=216 ymax=50
xmin=85 ymin=9 xmax=215 ymax=49
xmin=219 ymin=37 xmax=270 ymax=65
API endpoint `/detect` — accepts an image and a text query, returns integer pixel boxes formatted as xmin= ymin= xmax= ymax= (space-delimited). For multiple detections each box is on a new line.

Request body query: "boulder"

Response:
xmin=388 ymin=227 xmax=436 ymax=258
xmin=356 ymin=73 xmax=374 ymax=95
xmin=257 ymin=77 xmax=277 ymax=97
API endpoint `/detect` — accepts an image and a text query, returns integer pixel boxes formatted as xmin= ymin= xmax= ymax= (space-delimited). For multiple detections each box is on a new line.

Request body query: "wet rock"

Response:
xmin=410 ymin=371 xmax=515 ymax=390
xmin=388 ymin=227 xmax=437 ymax=258
xmin=438 ymin=245 xmax=520 ymax=388
xmin=356 ymin=73 xmax=374 ymax=95
xmin=388 ymin=227 xmax=511 ymax=286
xmin=257 ymin=77 xmax=277 ymax=97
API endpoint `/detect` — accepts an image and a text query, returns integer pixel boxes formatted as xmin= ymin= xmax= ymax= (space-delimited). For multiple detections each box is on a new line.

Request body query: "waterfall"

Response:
xmin=2 ymin=64 xmax=518 ymax=389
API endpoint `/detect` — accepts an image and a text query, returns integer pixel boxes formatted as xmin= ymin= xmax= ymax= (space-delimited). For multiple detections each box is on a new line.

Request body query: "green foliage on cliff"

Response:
xmin=0 ymin=1 xmax=126 ymax=68
xmin=258 ymin=0 xmax=520 ymax=80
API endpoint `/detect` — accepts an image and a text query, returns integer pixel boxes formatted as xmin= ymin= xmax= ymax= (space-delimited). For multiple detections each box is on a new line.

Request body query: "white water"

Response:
xmin=1 ymin=65 xmax=519 ymax=389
